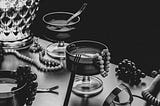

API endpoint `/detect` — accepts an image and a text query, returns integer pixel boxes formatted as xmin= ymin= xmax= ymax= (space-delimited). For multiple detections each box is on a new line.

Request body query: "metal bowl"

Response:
xmin=65 ymin=40 xmax=109 ymax=76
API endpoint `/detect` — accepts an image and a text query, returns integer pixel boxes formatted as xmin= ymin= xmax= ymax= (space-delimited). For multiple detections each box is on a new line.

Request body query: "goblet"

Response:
xmin=66 ymin=40 xmax=111 ymax=97
xmin=0 ymin=0 xmax=40 ymax=49
xmin=42 ymin=12 xmax=80 ymax=59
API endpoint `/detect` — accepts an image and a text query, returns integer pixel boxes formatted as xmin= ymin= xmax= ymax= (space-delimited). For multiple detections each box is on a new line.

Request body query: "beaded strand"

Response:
xmin=4 ymin=49 xmax=63 ymax=72
xmin=93 ymin=49 xmax=111 ymax=77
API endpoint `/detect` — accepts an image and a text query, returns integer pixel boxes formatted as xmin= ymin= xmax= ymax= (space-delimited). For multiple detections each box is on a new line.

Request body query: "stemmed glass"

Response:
xmin=66 ymin=40 xmax=111 ymax=97
xmin=42 ymin=12 xmax=80 ymax=59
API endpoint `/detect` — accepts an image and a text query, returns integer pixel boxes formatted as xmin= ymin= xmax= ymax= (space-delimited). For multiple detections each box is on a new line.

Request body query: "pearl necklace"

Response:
xmin=4 ymin=49 xmax=63 ymax=72
xmin=93 ymin=49 xmax=111 ymax=77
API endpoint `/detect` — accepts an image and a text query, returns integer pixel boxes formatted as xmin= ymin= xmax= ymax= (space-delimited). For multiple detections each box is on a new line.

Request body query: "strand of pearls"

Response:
xmin=93 ymin=49 xmax=111 ymax=77
xmin=4 ymin=49 xmax=63 ymax=72
xmin=39 ymin=50 xmax=63 ymax=69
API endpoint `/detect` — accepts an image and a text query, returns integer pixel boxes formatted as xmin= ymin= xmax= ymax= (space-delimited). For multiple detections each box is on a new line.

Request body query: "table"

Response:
xmin=0 ymin=38 xmax=156 ymax=106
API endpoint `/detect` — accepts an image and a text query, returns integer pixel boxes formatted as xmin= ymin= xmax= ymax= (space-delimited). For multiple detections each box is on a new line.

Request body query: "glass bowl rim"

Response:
xmin=66 ymin=40 xmax=108 ymax=60
xmin=42 ymin=11 xmax=81 ymax=27
xmin=0 ymin=71 xmax=27 ymax=97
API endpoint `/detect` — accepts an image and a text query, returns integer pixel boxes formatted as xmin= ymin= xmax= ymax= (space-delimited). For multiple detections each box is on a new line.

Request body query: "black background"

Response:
xmin=31 ymin=0 xmax=160 ymax=75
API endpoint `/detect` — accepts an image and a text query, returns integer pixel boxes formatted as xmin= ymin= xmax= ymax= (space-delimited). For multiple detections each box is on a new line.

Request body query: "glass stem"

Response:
xmin=58 ymin=41 xmax=65 ymax=47
xmin=82 ymin=76 xmax=91 ymax=83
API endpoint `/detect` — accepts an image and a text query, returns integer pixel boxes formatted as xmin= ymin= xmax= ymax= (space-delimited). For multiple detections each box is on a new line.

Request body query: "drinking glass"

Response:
xmin=42 ymin=12 xmax=80 ymax=59
xmin=66 ymin=40 xmax=110 ymax=97
xmin=0 ymin=70 xmax=32 ymax=106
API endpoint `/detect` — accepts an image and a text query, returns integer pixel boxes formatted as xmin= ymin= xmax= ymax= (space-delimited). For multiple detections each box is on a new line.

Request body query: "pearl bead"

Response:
xmin=106 ymin=61 xmax=110 ymax=64
xmin=100 ymin=65 xmax=104 ymax=69
xmin=48 ymin=61 xmax=51 ymax=66
xmin=107 ymin=52 xmax=110 ymax=56
xmin=100 ymin=60 xmax=104 ymax=64
xmin=107 ymin=56 xmax=111 ymax=60
xmin=98 ymin=56 xmax=102 ymax=60
xmin=100 ymin=69 xmax=105 ymax=72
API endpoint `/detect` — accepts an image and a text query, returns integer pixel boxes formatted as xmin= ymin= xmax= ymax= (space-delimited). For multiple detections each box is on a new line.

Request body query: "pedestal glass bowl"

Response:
xmin=42 ymin=12 xmax=80 ymax=59
xmin=0 ymin=0 xmax=40 ymax=49
xmin=66 ymin=40 xmax=110 ymax=97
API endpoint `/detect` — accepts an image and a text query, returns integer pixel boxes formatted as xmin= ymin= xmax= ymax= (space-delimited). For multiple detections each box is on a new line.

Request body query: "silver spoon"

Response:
xmin=66 ymin=3 xmax=87 ymax=24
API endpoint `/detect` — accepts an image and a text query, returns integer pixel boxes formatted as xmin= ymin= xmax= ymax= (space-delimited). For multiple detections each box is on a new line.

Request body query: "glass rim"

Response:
xmin=66 ymin=40 xmax=108 ymax=58
xmin=42 ymin=11 xmax=81 ymax=27
xmin=0 ymin=71 xmax=27 ymax=99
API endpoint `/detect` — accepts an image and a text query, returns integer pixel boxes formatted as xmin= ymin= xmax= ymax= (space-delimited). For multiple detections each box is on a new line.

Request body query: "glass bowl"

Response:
xmin=66 ymin=40 xmax=109 ymax=76
xmin=42 ymin=11 xmax=80 ymax=32
xmin=0 ymin=69 xmax=37 ymax=106
xmin=0 ymin=71 xmax=27 ymax=106
xmin=65 ymin=40 xmax=109 ymax=97
xmin=42 ymin=11 xmax=80 ymax=59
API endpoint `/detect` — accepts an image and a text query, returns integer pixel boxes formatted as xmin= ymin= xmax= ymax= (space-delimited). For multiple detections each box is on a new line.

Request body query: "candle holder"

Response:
xmin=66 ymin=40 xmax=111 ymax=97
xmin=0 ymin=0 xmax=40 ymax=49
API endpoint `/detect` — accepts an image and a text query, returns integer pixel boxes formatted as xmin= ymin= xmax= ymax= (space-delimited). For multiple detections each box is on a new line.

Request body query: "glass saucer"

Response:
xmin=46 ymin=42 xmax=69 ymax=59
xmin=72 ymin=75 xmax=103 ymax=97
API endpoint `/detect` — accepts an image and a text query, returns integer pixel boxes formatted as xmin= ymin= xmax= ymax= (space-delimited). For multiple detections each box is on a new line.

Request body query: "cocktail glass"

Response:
xmin=66 ymin=40 xmax=110 ymax=97
xmin=42 ymin=12 xmax=80 ymax=59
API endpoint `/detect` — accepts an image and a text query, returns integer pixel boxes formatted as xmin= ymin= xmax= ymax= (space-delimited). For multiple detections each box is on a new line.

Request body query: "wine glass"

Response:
xmin=42 ymin=12 xmax=80 ymax=59
xmin=66 ymin=40 xmax=111 ymax=97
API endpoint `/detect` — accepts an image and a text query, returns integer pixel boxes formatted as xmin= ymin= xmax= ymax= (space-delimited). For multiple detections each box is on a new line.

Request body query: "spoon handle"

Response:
xmin=67 ymin=3 xmax=87 ymax=24
xmin=37 ymin=85 xmax=59 ymax=94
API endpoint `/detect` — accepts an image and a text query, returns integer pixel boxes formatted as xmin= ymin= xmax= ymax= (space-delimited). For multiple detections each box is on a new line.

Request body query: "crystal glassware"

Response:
xmin=0 ymin=0 xmax=40 ymax=49
xmin=42 ymin=12 xmax=80 ymax=59
xmin=66 ymin=40 xmax=110 ymax=97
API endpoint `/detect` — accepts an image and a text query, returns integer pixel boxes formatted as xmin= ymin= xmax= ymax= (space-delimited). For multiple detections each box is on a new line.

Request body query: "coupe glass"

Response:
xmin=0 ymin=0 xmax=40 ymax=49
xmin=66 ymin=40 xmax=110 ymax=97
xmin=0 ymin=71 xmax=27 ymax=106
xmin=42 ymin=12 xmax=80 ymax=59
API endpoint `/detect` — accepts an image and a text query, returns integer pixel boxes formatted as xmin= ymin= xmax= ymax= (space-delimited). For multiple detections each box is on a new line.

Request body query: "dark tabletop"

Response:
xmin=0 ymin=38 xmax=156 ymax=106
